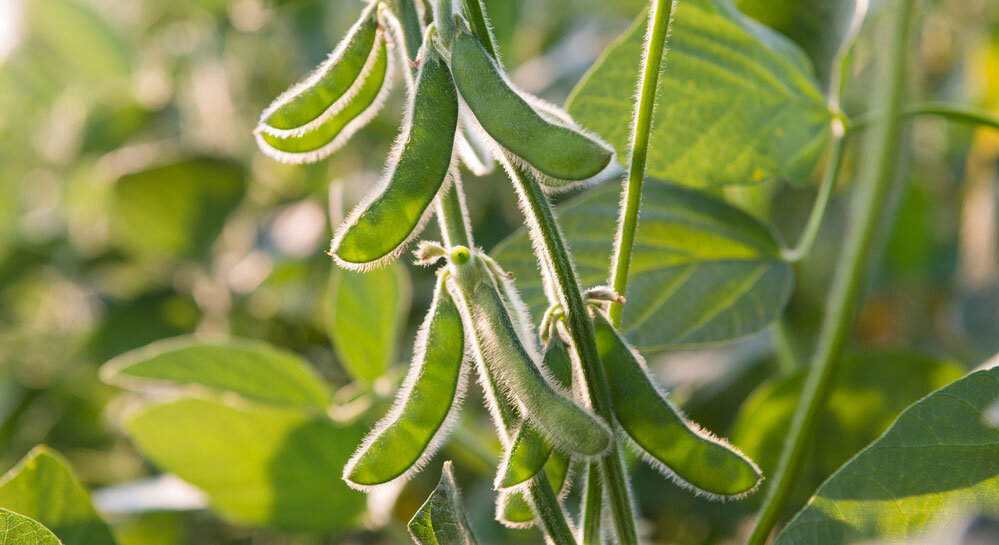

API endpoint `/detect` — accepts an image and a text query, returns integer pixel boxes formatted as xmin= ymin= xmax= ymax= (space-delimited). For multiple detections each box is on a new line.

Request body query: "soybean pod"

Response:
xmin=258 ymin=2 xmax=379 ymax=136
xmin=592 ymin=312 xmax=763 ymax=499
xmin=343 ymin=275 xmax=467 ymax=490
xmin=449 ymin=30 xmax=613 ymax=181
xmin=330 ymin=47 xmax=459 ymax=270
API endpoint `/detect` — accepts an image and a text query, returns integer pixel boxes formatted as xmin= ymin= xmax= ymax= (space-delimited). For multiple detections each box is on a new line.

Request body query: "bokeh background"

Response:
xmin=0 ymin=0 xmax=997 ymax=543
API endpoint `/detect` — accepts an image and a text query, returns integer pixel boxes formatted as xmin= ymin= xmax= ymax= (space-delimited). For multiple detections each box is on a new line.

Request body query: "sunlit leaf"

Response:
xmin=124 ymin=397 xmax=365 ymax=532
xmin=26 ymin=0 xmax=131 ymax=82
xmin=774 ymin=365 xmax=999 ymax=545
xmin=0 ymin=509 xmax=62 ymax=545
xmin=492 ymin=178 xmax=792 ymax=352
xmin=408 ymin=461 xmax=480 ymax=545
xmin=567 ymin=0 xmax=832 ymax=187
xmin=0 ymin=447 xmax=117 ymax=545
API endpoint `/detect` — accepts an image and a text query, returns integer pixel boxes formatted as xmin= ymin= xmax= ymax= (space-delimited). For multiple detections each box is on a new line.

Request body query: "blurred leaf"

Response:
xmin=738 ymin=0 xmax=866 ymax=87
xmin=326 ymin=263 xmax=410 ymax=383
xmin=0 ymin=509 xmax=62 ymax=545
xmin=87 ymin=291 xmax=202 ymax=361
xmin=774 ymin=365 xmax=999 ymax=545
xmin=102 ymin=337 xmax=332 ymax=410
xmin=0 ymin=446 xmax=117 ymax=545
xmin=730 ymin=350 xmax=964 ymax=508
xmin=111 ymin=158 xmax=246 ymax=260
xmin=26 ymin=0 xmax=131 ymax=82
xmin=123 ymin=397 xmax=365 ymax=532
xmin=492 ymin=178 xmax=793 ymax=352
xmin=408 ymin=461 xmax=480 ymax=545
xmin=567 ymin=0 xmax=832 ymax=187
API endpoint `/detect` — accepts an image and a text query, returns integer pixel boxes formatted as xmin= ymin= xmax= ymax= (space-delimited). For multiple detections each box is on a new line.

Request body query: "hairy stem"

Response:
xmin=745 ymin=1 xmax=914 ymax=543
xmin=782 ymin=120 xmax=846 ymax=263
xmin=580 ymin=462 xmax=604 ymax=545
xmin=527 ymin=474 xmax=579 ymax=545
xmin=850 ymin=101 xmax=999 ymax=133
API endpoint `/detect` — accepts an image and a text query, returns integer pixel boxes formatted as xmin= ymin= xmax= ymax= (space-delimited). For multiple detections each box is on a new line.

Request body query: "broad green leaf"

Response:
xmin=112 ymin=158 xmax=245 ymax=260
xmin=730 ymin=350 xmax=964 ymax=508
xmin=123 ymin=397 xmax=365 ymax=532
xmin=566 ymin=0 xmax=833 ymax=187
xmin=0 ymin=447 xmax=117 ymax=545
xmin=738 ymin=0 xmax=867 ymax=87
xmin=773 ymin=365 xmax=999 ymax=545
xmin=101 ymin=337 xmax=332 ymax=410
xmin=0 ymin=510 xmax=62 ymax=545
xmin=491 ymin=178 xmax=793 ymax=352
xmin=408 ymin=461 xmax=480 ymax=545
xmin=326 ymin=262 xmax=410 ymax=383
xmin=26 ymin=0 xmax=131 ymax=82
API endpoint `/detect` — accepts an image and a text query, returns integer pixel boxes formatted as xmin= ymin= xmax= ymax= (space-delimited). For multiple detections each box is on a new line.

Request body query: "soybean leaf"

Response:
xmin=326 ymin=263 xmax=410 ymax=383
xmin=730 ymin=350 xmax=965 ymax=509
xmin=123 ymin=397 xmax=365 ymax=532
xmin=738 ymin=0 xmax=867 ymax=87
xmin=0 ymin=447 xmax=117 ymax=545
xmin=491 ymin=178 xmax=792 ymax=352
xmin=566 ymin=0 xmax=833 ymax=187
xmin=111 ymin=158 xmax=246 ymax=260
xmin=26 ymin=0 xmax=131 ymax=82
xmin=408 ymin=461 xmax=480 ymax=545
xmin=101 ymin=337 xmax=332 ymax=410
xmin=773 ymin=365 xmax=999 ymax=545
xmin=0 ymin=509 xmax=62 ymax=545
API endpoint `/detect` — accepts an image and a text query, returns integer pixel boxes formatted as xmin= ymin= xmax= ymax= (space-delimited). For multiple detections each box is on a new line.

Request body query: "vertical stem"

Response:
xmin=438 ymin=183 xmax=472 ymax=248
xmin=782 ymin=123 xmax=846 ymax=263
xmin=580 ymin=463 xmax=604 ymax=545
xmin=745 ymin=1 xmax=914 ymax=543
xmin=527 ymin=475 xmax=579 ymax=545
xmin=608 ymin=0 xmax=677 ymax=326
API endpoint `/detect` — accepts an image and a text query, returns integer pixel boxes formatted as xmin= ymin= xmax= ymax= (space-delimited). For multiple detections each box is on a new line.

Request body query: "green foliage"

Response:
xmin=496 ymin=422 xmax=551 ymax=489
xmin=774 ymin=366 xmax=999 ymax=545
xmin=408 ymin=461 xmax=480 ymax=545
xmin=567 ymin=0 xmax=832 ymax=187
xmin=100 ymin=337 xmax=332 ymax=410
xmin=123 ymin=397 xmax=365 ymax=532
xmin=26 ymin=0 xmax=131 ymax=82
xmin=493 ymin=177 xmax=792 ymax=352
xmin=0 ymin=510 xmax=62 ymax=545
xmin=0 ymin=447 xmax=117 ymax=545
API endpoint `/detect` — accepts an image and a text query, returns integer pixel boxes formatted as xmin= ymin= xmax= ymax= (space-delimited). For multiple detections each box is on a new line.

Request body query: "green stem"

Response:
xmin=580 ymin=462 xmax=604 ymax=545
xmin=782 ymin=121 xmax=846 ymax=263
xmin=438 ymin=184 xmax=472 ymax=247
xmin=391 ymin=0 xmax=423 ymax=63
xmin=770 ymin=319 xmax=799 ymax=376
xmin=849 ymin=101 xmax=999 ymax=133
xmin=609 ymin=0 xmax=677 ymax=326
xmin=527 ymin=474 xmax=579 ymax=545
xmin=745 ymin=1 xmax=914 ymax=543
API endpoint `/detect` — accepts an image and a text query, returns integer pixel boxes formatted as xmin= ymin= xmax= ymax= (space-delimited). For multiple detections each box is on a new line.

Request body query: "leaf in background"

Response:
xmin=101 ymin=337 xmax=332 ymax=410
xmin=326 ymin=263 xmax=410 ymax=382
xmin=773 ymin=365 xmax=999 ymax=545
xmin=730 ymin=350 xmax=965 ymax=509
xmin=566 ymin=0 xmax=832 ymax=187
xmin=0 ymin=447 xmax=117 ymax=545
xmin=86 ymin=291 xmax=202 ymax=362
xmin=123 ymin=397 xmax=365 ymax=533
xmin=408 ymin=461 xmax=480 ymax=545
xmin=491 ymin=178 xmax=792 ymax=352
xmin=111 ymin=158 xmax=246 ymax=260
xmin=26 ymin=0 xmax=131 ymax=82
xmin=0 ymin=509 xmax=62 ymax=545
xmin=737 ymin=0 xmax=867 ymax=87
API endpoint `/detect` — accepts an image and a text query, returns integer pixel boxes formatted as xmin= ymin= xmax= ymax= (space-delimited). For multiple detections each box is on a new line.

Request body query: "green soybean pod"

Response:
xmin=449 ymin=31 xmax=613 ymax=181
xmin=592 ymin=312 xmax=763 ymax=499
xmin=343 ymin=275 xmax=467 ymax=490
xmin=497 ymin=455 xmax=572 ymax=528
xmin=447 ymin=252 xmax=611 ymax=457
xmin=256 ymin=35 xmax=393 ymax=164
xmin=330 ymin=50 xmax=459 ymax=270
xmin=259 ymin=2 xmax=379 ymax=135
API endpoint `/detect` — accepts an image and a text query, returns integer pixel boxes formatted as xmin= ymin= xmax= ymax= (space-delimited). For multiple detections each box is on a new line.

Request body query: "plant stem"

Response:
xmin=437 ymin=184 xmax=472 ymax=247
xmin=745 ymin=1 xmax=914 ymax=543
xmin=527 ymin=474 xmax=579 ymax=545
xmin=770 ymin=319 xmax=799 ymax=375
xmin=850 ymin=101 xmax=999 ymax=133
xmin=609 ymin=0 xmax=677 ymax=327
xmin=580 ymin=462 xmax=604 ymax=545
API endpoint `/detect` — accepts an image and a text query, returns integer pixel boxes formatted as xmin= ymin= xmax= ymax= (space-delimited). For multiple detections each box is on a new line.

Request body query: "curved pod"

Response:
xmin=593 ymin=312 xmax=763 ymax=499
xmin=343 ymin=275 xmax=467 ymax=490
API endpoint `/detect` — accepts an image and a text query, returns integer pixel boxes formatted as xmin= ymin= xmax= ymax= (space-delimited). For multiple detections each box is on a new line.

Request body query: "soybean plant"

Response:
xmin=255 ymin=1 xmax=760 ymax=544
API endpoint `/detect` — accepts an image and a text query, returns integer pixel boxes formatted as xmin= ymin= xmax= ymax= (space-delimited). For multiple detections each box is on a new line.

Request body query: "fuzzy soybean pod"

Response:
xmin=330 ymin=49 xmax=459 ymax=270
xmin=449 ymin=30 xmax=613 ymax=181
xmin=592 ymin=312 xmax=764 ymax=499
xmin=343 ymin=274 xmax=467 ymax=490
xmin=258 ymin=2 xmax=379 ymax=136
xmin=447 ymin=248 xmax=611 ymax=457
xmin=256 ymin=34 xmax=394 ymax=164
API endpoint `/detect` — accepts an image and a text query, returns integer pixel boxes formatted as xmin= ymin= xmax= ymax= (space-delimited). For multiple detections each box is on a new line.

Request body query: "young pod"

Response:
xmin=449 ymin=30 xmax=613 ymax=181
xmin=446 ymin=248 xmax=612 ymax=457
xmin=256 ymin=33 xmax=394 ymax=164
xmin=343 ymin=274 xmax=467 ymax=490
xmin=592 ymin=312 xmax=763 ymax=499
xmin=258 ymin=2 xmax=379 ymax=136
xmin=496 ymin=453 xmax=571 ymax=528
xmin=330 ymin=47 xmax=459 ymax=270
